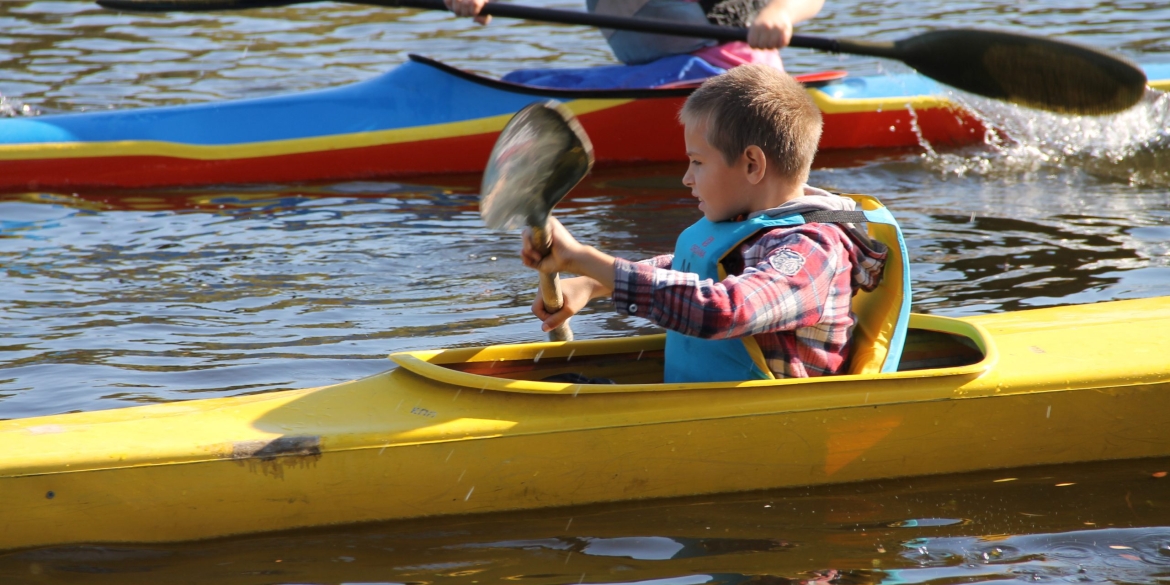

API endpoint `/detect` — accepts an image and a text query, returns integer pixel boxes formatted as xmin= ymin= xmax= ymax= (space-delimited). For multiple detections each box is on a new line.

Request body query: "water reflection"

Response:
xmin=448 ymin=535 xmax=792 ymax=560
xmin=2 ymin=457 xmax=1167 ymax=584
xmin=888 ymin=526 xmax=1170 ymax=584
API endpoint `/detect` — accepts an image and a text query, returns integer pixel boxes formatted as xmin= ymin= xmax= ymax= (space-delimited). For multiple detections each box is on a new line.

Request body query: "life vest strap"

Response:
xmin=799 ymin=209 xmax=869 ymax=224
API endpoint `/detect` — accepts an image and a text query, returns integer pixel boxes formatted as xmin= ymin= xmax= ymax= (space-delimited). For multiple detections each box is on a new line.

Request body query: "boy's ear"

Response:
xmin=743 ymin=145 xmax=768 ymax=185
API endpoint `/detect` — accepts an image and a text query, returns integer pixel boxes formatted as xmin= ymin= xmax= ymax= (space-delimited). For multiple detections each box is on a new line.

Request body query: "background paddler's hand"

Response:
xmin=444 ymin=0 xmax=491 ymax=24
xmin=747 ymin=5 xmax=792 ymax=49
xmin=747 ymin=0 xmax=824 ymax=49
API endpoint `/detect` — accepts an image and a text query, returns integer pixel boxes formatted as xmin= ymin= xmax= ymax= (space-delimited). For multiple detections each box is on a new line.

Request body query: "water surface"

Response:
xmin=1 ymin=1 xmax=1169 ymax=582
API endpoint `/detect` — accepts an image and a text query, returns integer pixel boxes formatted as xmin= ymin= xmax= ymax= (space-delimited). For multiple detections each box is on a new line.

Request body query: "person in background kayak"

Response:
xmin=520 ymin=65 xmax=888 ymax=382
xmin=444 ymin=0 xmax=823 ymax=68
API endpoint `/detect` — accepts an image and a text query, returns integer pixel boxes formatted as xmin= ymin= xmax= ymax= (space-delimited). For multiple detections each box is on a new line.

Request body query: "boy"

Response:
xmin=520 ymin=64 xmax=888 ymax=382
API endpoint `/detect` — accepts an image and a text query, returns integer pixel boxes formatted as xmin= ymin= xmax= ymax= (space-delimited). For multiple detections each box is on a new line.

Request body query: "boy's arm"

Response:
xmin=613 ymin=228 xmax=840 ymax=339
xmin=638 ymin=254 xmax=674 ymax=270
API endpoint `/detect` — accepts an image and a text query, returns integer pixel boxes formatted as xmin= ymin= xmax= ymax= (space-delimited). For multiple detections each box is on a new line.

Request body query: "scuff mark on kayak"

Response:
xmin=231 ymin=436 xmax=321 ymax=461
xmin=227 ymin=436 xmax=322 ymax=479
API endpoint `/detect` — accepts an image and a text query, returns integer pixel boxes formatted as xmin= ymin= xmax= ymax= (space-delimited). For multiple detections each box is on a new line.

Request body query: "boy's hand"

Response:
xmin=514 ymin=216 xmax=624 ymax=333
xmin=444 ymin=0 xmax=491 ymax=24
xmin=521 ymin=217 xmax=584 ymax=276
xmin=531 ymin=276 xmax=598 ymax=333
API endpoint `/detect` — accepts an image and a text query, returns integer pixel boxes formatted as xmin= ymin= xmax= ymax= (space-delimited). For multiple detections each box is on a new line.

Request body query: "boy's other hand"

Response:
xmin=444 ymin=0 xmax=491 ymax=24
xmin=531 ymin=276 xmax=597 ymax=333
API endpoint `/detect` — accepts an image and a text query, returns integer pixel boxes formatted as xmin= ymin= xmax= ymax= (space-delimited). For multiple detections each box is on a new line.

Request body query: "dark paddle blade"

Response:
xmin=480 ymin=101 xmax=593 ymax=232
xmin=97 ymin=0 xmax=1148 ymax=115
xmin=825 ymin=29 xmax=1148 ymax=116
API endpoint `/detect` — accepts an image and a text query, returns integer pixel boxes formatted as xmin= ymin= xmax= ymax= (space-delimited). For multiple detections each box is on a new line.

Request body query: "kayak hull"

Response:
xmin=2 ymin=297 xmax=1169 ymax=551
xmin=0 ymin=55 xmax=1000 ymax=192
xmin=4 ymin=60 xmax=1167 ymax=192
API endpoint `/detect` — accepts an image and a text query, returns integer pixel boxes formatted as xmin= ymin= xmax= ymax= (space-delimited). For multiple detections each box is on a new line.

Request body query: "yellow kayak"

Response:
xmin=3 ymin=296 xmax=1169 ymax=551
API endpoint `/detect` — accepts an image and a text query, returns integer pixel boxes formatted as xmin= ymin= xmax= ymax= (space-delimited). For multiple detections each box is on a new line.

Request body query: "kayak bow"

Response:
xmin=2 ymin=296 xmax=1169 ymax=550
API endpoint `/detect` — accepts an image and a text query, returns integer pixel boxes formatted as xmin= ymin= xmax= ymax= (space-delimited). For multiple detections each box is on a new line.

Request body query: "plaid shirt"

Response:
xmin=612 ymin=222 xmax=886 ymax=378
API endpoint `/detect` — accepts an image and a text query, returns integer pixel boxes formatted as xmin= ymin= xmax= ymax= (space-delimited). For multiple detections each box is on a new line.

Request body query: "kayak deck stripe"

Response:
xmin=0 ymin=99 xmax=631 ymax=162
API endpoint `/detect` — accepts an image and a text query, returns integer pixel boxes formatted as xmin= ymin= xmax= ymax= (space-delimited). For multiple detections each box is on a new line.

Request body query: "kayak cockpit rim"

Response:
xmin=406 ymin=54 xmax=846 ymax=100
xmin=389 ymin=313 xmax=997 ymax=394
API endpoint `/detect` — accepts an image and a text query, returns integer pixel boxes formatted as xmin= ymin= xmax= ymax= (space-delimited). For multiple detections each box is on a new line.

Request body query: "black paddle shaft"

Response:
xmin=97 ymin=0 xmax=834 ymax=47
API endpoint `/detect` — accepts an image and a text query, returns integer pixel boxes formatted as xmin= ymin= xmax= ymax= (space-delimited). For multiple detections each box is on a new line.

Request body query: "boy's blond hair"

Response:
xmin=679 ymin=65 xmax=823 ymax=182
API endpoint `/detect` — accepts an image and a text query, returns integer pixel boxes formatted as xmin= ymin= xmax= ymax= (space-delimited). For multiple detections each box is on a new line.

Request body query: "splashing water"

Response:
xmin=0 ymin=93 xmax=39 ymax=117
xmin=920 ymin=89 xmax=1170 ymax=187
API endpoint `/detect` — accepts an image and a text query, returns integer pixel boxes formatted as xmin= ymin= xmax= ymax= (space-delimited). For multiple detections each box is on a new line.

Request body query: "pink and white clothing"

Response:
xmin=588 ymin=0 xmax=785 ymax=69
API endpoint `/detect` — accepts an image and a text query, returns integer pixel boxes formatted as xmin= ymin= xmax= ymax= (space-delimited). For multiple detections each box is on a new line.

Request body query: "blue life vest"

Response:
xmin=664 ymin=197 xmax=911 ymax=383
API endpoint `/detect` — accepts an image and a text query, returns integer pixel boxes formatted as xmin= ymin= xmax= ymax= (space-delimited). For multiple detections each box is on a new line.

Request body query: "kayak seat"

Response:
xmin=842 ymin=195 xmax=911 ymax=376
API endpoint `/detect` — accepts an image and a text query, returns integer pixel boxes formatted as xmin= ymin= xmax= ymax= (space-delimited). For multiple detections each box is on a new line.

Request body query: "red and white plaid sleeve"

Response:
xmin=613 ymin=226 xmax=841 ymax=337
xmin=611 ymin=224 xmax=871 ymax=378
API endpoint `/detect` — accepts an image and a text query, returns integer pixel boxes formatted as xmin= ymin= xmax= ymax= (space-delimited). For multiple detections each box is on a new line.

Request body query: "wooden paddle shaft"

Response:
xmin=531 ymin=223 xmax=573 ymax=342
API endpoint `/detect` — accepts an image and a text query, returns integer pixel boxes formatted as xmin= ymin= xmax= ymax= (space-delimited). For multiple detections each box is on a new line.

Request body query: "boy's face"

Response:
xmin=682 ymin=118 xmax=752 ymax=222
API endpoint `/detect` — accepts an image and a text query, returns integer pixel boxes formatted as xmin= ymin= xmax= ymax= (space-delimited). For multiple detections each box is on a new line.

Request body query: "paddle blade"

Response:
xmin=480 ymin=101 xmax=594 ymax=231
xmin=891 ymin=29 xmax=1147 ymax=116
